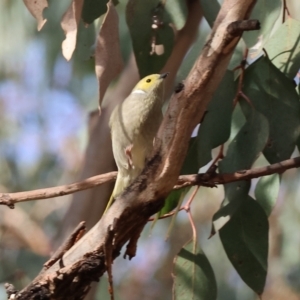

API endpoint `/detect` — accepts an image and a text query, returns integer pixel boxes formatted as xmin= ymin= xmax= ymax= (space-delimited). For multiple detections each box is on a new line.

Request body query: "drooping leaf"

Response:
xmin=159 ymin=137 xmax=198 ymax=216
xmin=199 ymin=0 xmax=220 ymax=28
xmin=243 ymin=0 xmax=282 ymax=48
xmin=165 ymin=0 xmax=187 ymax=30
xmin=255 ymin=174 xmax=280 ymax=216
xmin=181 ymin=137 xmax=199 ymax=175
xmin=82 ymin=0 xmax=118 ymax=24
xmin=219 ymin=196 xmax=269 ymax=295
xmin=159 ymin=189 xmax=186 ymax=216
xmin=95 ymin=0 xmax=124 ymax=108
xmin=74 ymin=20 xmax=96 ymax=61
xmin=243 ymin=56 xmax=300 ymax=163
xmin=228 ymin=40 xmax=247 ymax=71
xmin=173 ymin=240 xmax=217 ymax=300
xmin=126 ymin=0 xmax=174 ymax=77
xmin=212 ymin=108 xmax=269 ymax=233
xmin=264 ymin=17 xmax=300 ymax=79
xmin=220 ymin=108 xmax=269 ymax=175
xmin=23 ymin=0 xmax=48 ymax=31
xmin=197 ymin=71 xmax=235 ymax=168
xmin=61 ymin=0 xmax=84 ymax=61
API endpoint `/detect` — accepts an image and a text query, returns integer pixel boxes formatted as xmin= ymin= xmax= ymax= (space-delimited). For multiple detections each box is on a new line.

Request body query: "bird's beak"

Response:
xmin=159 ymin=72 xmax=169 ymax=79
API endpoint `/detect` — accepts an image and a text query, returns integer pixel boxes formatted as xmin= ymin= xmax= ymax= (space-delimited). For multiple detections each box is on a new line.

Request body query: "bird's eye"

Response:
xmin=146 ymin=79 xmax=151 ymax=83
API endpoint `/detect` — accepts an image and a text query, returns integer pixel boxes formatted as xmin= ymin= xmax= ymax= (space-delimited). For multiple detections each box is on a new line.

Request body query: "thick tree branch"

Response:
xmin=14 ymin=1 xmax=258 ymax=299
xmin=2 ymin=156 xmax=300 ymax=208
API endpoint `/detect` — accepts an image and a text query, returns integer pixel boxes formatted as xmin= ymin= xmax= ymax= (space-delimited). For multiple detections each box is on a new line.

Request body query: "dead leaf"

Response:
xmin=61 ymin=0 xmax=84 ymax=61
xmin=23 ymin=0 xmax=48 ymax=31
xmin=96 ymin=0 xmax=124 ymax=110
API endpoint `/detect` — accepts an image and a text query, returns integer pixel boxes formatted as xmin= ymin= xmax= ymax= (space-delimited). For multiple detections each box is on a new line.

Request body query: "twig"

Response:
xmin=2 ymin=156 xmax=300 ymax=208
xmin=175 ymin=156 xmax=300 ymax=189
xmin=43 ymin=221 xmax=86 ymax=269
xmin=233 ymin=48 xmax=249 ymax=107
xmin=0 ymin=172 xmax=117 ymax=208
xmin=227 ymin=19 xmax=260 ymax=35
xmin=282 ymin=0 xmax=290 ymax=23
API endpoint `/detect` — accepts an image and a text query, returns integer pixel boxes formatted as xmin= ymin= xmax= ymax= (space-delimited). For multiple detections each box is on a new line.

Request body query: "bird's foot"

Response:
xmin=125 ymin=145 xmax=134 ymax=169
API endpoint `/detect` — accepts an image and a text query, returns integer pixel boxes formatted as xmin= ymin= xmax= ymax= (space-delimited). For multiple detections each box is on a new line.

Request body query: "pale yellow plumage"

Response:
xmin=104 ymin=73 xmax=168 ymax=213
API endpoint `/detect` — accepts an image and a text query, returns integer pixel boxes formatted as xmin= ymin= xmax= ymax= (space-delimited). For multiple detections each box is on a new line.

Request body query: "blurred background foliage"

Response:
xmin=0 ymin=0 xmax=300 ymax=300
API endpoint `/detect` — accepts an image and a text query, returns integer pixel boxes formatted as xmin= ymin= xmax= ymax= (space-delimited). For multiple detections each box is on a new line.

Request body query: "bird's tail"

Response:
xmin=103 ymin=173 xmax=130 ymax=214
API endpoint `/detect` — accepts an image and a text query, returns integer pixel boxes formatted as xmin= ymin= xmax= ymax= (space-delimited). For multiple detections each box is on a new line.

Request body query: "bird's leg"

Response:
xmin=125 ymin=145 xmax=134 ymax=169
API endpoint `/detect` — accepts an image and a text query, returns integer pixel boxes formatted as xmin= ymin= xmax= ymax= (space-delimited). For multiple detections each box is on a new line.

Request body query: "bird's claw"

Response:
xmin=125 ymin=145 xmax=134 ymax=169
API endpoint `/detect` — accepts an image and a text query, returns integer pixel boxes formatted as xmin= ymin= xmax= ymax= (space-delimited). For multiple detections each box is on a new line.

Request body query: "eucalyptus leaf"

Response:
xmin=264 ymin=18 xmax=300 ymax=79
xmin=82 ymin=0 xmax=119 ymax=24
xmin=165 ymin=0 xmax=187 ymax=30
xmin=173 ymin=240 xmax=217 ymax=300
xmin=255 ymin=174 xmax=280 ymax=216
xmin=199 ymin=0 xmax=220 ymax=28
xmin=211 ymin=109 xmax=269 ymax=234
xmin=219 ymin=196 xmax=269 ymax=295
xmin=197 ymin=71 xmax=235 ymax=168
xmin=243 ymin=0 xmax=282 ymax=48
xmin=126 ymin=0 xmax=174 ymax=77
xmin=243 ymin=56 xmax=300 ymax=163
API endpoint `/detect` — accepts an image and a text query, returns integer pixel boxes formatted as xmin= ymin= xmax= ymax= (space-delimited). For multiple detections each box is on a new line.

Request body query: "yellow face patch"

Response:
xmin=133 ymin=74 xmax=162 ymax=92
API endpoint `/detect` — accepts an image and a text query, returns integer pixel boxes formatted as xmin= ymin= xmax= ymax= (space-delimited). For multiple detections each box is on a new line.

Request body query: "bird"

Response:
xmin=104 ymin=73 xmax=168 ymax=213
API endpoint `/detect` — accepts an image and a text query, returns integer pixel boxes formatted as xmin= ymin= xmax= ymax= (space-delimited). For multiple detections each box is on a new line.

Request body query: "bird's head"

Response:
xmin=131 ymin=73 xmax=169 ymax=95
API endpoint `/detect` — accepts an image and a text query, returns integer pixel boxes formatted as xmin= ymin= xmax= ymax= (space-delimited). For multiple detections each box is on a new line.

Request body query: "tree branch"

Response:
xmin=2 ymin=156 xmax=300 ymax=209
xmin=14 ymin=1 xmax=258 ymax=299
xmin=175 ymin=156 xmax=300 ymax=189
xmin=0 ymin=172 xmax=117 ymax=208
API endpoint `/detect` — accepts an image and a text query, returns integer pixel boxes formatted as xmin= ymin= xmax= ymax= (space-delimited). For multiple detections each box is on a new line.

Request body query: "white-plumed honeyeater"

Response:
xmin=104 ymin=73 xmax=168 ymax=213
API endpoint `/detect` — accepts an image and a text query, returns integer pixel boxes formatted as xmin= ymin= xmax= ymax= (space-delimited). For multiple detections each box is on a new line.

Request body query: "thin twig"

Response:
xmin=188 ymin=210 xmax=197 ymax=245
xmin=186 ymin=188 xmax=198 ymax=245
xmin=185 ymin=186 xmax=200 ymax=211
xmin=0 ymin=172 xmax=117 ymax=208
xmin=282 ymin=0 xmax=290 ymax=23
xmin=176 ymin=156 xmax=300 ymax=189
xmin=233 ymin=48 xmax=249 ymax=107
xmin=1 ymin=157 xmax=300 ymax=208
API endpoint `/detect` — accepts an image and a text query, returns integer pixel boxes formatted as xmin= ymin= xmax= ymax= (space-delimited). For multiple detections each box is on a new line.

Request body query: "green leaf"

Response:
xmin=165 ymin=0 xmax=187 ymax=30
xmin=228 ymin=40 xmax=246 ymax=70
xmin=82 ymin=0 xmax=119 ymax=24
xmin=197 ymin=71 xmax=235 ymax=168
xmin=182 ymin=137 xmax=198 ymax=175
xmin=264 ymin=18 xmax=300 ymax=79
xmin=126 ymin=0 xmax=175 ymax=77
xmin=220 ymin=108 xmax=269 ymax=174
xmin=211 ymin=109 xmax=269 ymax=234
xmin=177 ymin=24 xmax=208 ymax=80
xmin=199 ymin=0 xmax=220 ymax=28
xmin=173 ymin=240 xmax=217 ymax=300
xmin=255 ymin=174 xmax=280 ymax=216
xmin=159 ymin=137 xmax=197 ymax=216
xmin=159 ymin=189 xmax=186 ymax=216
xmin=74 ymin=21 xmax=96 ymax=61
xmin=243 ymin=0 xmax=282 ymax=48
xmin=243 ymin=56 xmax=300 ymax=163
xmin=219 ymin=196 xmax=269 ymax=295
